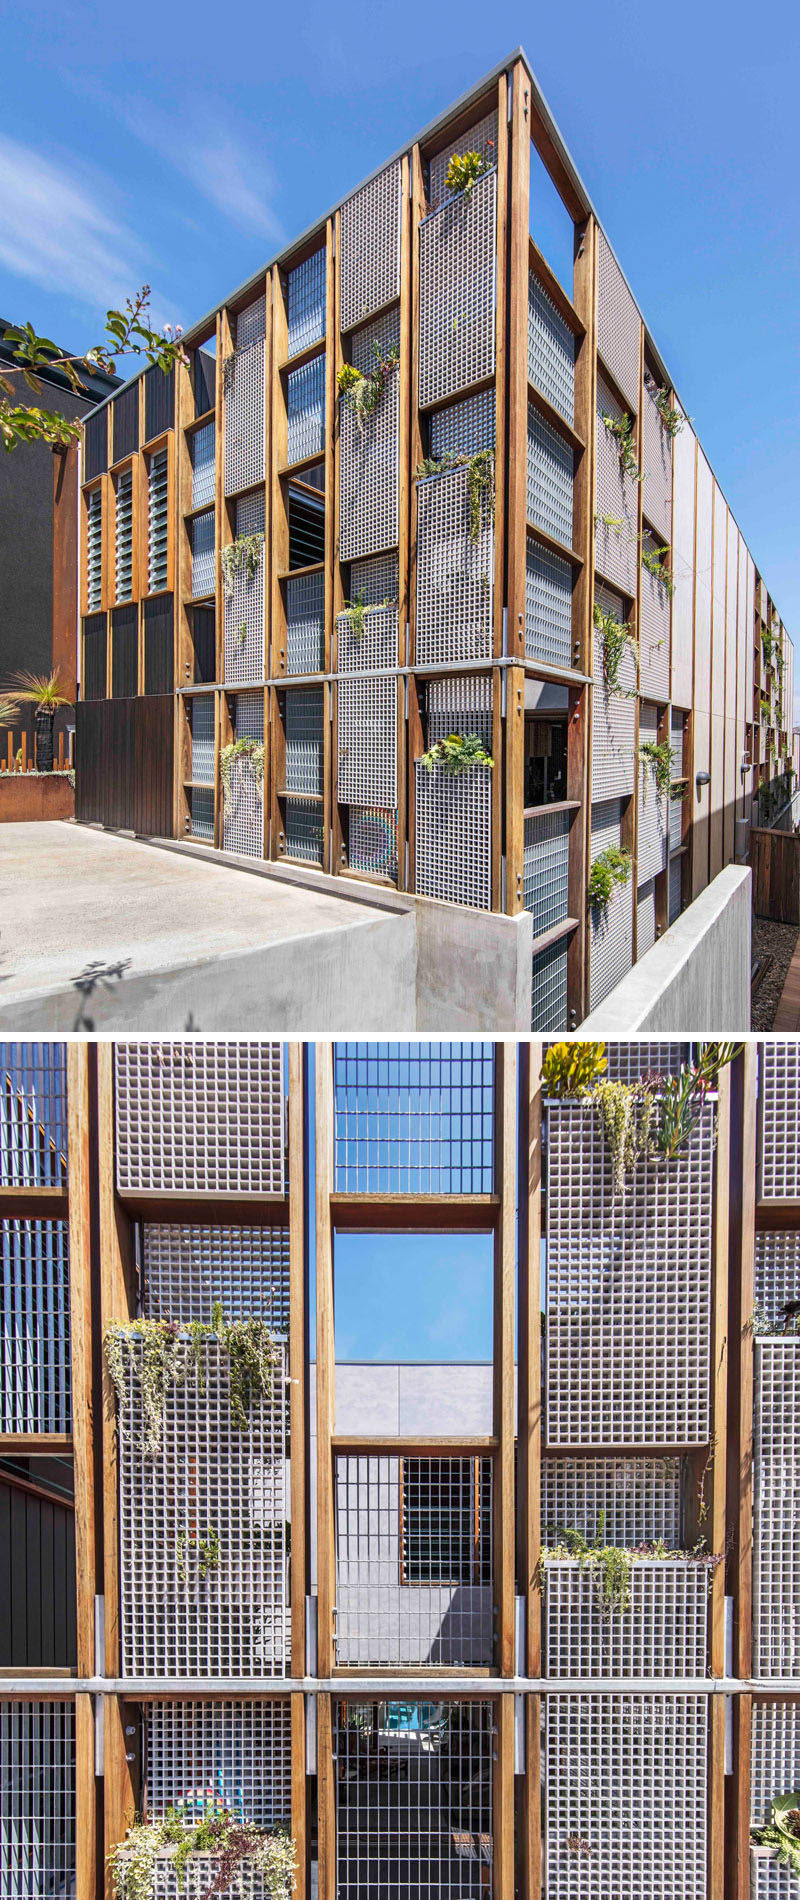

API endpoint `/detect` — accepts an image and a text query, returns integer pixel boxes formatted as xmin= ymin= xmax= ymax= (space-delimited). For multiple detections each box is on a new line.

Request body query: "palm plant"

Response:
xmin=5 ymin=670 xmax=73 ymax=771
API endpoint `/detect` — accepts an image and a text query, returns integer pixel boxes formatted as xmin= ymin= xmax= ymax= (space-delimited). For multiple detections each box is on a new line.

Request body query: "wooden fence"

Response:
xmin=749 ymin=824 xmax=800 ymax=923
xmin=1 ymin=726 xmax=74 ymax=774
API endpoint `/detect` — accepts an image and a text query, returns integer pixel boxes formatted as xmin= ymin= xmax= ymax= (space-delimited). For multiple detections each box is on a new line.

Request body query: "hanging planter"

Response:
xmin=416 ymin=448 xmax=495 ymax=544
xmin=220 ymin=739 xmax=264 ymax=813
xmin=419 ymin=732 xmax=494 ymax=776
xmin=221 ymin=535 xmax=264 ymax=597
xmin=587 ymin=844 xmax=631 ymax=910
xmin=108 ymin=1815 xmax=297 ymax=1900
xmin=341 ymin=592 xmax=395 ymax=640
xmin=104 ymin=1306 xmax=281 ymax=1459
xmin=538 ymin=1520 xmax=720 ymax=1617
xmin=593 ymin=602 xmax=638 ymax=696
xmin=638 ymin=738 xmax=674 ymax=798
xmin=337 ymin=343 xmax=398 ymax=433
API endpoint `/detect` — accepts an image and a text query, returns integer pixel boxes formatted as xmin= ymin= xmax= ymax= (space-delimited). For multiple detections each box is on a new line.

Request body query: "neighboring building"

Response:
xmin=1 ymin=1035 xmax=799 ymax=1898
xmin=0 ymin=328 xmax=118 ymax=759
xmin=71 ymin=49 xmax=794 ymax=1027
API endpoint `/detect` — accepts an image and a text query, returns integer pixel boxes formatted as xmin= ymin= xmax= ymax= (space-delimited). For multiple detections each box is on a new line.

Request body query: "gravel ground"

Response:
xmin=752 ymin=915 xmax=799 ymax=1029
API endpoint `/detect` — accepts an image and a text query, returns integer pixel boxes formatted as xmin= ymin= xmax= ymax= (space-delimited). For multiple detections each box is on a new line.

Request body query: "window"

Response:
xmin=401 ymin=1456 xmax=492 ymax=1584
xmin=148 ymin=449 xmax=169 ymax=592
xmin=86 ymin=488 xmax=102 ymax=611
xmin=115 ymin=468 xmax=133 ymax=603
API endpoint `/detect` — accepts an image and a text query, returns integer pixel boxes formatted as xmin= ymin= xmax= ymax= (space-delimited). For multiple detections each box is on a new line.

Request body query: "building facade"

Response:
xmin=71 ymin=52 xmax=794 ymax=1028
xmin=2 ymin=1036 xmax=799 ymax=1899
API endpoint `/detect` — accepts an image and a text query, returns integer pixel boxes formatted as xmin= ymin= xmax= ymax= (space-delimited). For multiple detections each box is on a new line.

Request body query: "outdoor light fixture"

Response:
xmin=696 ymin=770 xmax=711 ymax=789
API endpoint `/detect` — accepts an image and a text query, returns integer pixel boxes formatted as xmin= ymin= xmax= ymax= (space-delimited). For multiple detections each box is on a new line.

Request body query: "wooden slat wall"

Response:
xmin=75 ymin=694 xmax=174 ymax=832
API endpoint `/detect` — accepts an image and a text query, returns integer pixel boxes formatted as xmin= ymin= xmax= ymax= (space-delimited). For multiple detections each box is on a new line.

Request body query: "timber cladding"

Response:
xmin=75 ymin=694 xmax=173 ymax=833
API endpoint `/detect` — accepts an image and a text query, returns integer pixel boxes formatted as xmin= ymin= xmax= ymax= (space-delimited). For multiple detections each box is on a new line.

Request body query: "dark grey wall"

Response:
xmin=0 ymin=1461 xmax=77 ymax=1667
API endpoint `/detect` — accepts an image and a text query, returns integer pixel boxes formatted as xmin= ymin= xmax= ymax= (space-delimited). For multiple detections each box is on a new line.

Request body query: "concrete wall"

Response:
xmin=414 ymin=898 xmax=533 ymax=1031
xmin=582 ymin=862 xmax=751 ymax=1032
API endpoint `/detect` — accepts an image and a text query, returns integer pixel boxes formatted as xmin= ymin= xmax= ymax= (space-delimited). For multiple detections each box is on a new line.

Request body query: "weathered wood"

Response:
xmin=749 ymin=825 xmax=800 ymax=923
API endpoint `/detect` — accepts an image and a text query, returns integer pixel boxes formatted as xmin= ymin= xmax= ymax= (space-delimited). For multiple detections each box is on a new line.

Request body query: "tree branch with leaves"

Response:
xmin=0 ymin=287 xmax=188 ymax=453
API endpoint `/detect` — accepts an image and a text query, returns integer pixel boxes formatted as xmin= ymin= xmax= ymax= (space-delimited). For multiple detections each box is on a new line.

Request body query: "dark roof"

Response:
xmin=0 ymin=321 xmax=121 ymax=405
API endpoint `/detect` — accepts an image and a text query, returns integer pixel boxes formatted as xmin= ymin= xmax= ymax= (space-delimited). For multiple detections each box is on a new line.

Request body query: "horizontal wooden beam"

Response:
xmin=755 ymin=1200 xmax=800 ymax=1230
xmin=330 ymin=1192 xmax=500 ymax=1232
xmin=0 ymin=1186 xmax=68 ymax=1219
xmin=0 ymin=1433 xmax=73 ymax=1455
xmin=114 ymin=1191 xmax=290 ymax=1224
xmin=332 ymin=1435 xmax=499 ymax=1455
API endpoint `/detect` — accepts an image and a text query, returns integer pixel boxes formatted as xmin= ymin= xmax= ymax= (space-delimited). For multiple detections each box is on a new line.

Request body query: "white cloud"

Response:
xmin=0 ymin=135 xmax=150 ymax=315
xmin=122 ymin=103 xmax=284 ymax=244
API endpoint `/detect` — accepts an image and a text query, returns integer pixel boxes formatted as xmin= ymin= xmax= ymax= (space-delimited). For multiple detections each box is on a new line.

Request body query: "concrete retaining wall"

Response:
xmin=582 ymin=862 xmax=752 ymax=1032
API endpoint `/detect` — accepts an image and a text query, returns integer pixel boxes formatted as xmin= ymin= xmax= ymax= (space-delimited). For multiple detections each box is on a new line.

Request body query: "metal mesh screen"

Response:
xmin=591 ymin=611 xmax=636 ymax=802
xmin=222 ymin=694 xmax=264 ymax=860
xmin=524 ymin=810 xmax=570 ymax=935
xmin=236 ymin=297 xmax=266 ymax=352
xmin=286 ymin=570 xmax=324 ymax=675
xmin=223 ymin=494 xmax=265 ymax=685
xmin=527 ymin=401 xmax=573 ymax=547
xmin=334 ymin=1454 xmax=493 ymax=1666
xmin=596 ymin=229 xmax=641 ymax=413
xmin=751 ymin=1849 xmax=798 ymax=1897
xmin=284 ymin=801 xmax=324 ymax=865
xmin=429 ymin=388 xmax=495 ymax=459
xmin=0 ymin=1701 xmax=76 ymax=1899
xmin=144 ymin=1698 xmax=292 ymax=1825
xmin=754 ymin=1231 xmax=800 ymax=1331
xmin=427 ymin=673 xmax=492 ymax=749
xmin=415 ymin=463 xmax=493 ymax=666
xmin=759 ymin=1043 xmax=800 ymax=1200
xmin=545 ymin=1096 xmax=714 ymax=1444
xmin=544 ymin=1694 xmax=707 ymax=1897
xmin=332 ymin=1042 xmax=495 ymax=1194
xmin=347 ymin=808 xmax=399 ymax=882
xmin=190 ymin=696 xmax=214 ymax=783
xmin=545 ymin=1559 xmax=709 ymax=1678
xmin=114 ymin=1043 xmax=285 ymax=1194
xmin=753 ymin=1339 xmax=800 ymax=1676
xmin=419 ymin=170 xmax=496 ymax=407
xmin=287 ymin=355 xmax=325 ymax=466
xmin=531 ymin=935 xmax=569 ymax=1033
xmin=337 ymin=677 xmax=397 ymax=807
xmin=118 ymin=1335 xmax=287 ymax=1676
xmin=0 ymin=1221 xmax=70 ymax=1433
xmin=349 ymin=552 xmax=399 ymax=608
xmin=415 ymin=762 xmax=492 ymax=910
xmin=640 ymin=545 xmax=671 ymax=702
xmin=526 ymin=537 xmax=573 ymax=669
xmin=637 ymin=879 xmax=657 ymax=956
xmin=541 ymin=1455 xmax=683 ymax=1548
xmin=86 ymin=485 xmax=102 ymax=610
xmin=143 ymin=1223 xmax=290 ymax=1330
xmin=191 ymin=511 xmax=215 ymax=599
xmin=191 ymin=423 xmax=215 ymax=510
xmin=340 ymin=162 xmax=402 ymax=332
xmin=751 ymin=1700 xmax=800 ymax=1826
xmin=638 ymin=702 xmax=668 ymax=883
xmin=224 ymin=335 xmax=265 ymax=497
xmin=190 ymin=788 xmax=214 ymax=841
xmin=603 ymin=1043 xmax=689 ymax=1081
xmin=594 ymin=378 xmax=638 ymax=596
xmin=115 ymin=467 xmax=133 ymax=602
xmin=149 ymin=449 xmax=169 ymax=592
xmin=0 ymin=1046 xmax=67 ymax=1187
xmin=335 ymin=1699 xmax=494 ymax=1900
xmin=339 ymin=307 xmax=399 ymax=562
xmin=642 ymin=382 xmax=672 ymax=542
xmin=337 ymin=605 xmax=398 ymax=676
xmin=287 ymin=247 xmax=326 ymax=358
xmin=669 ymin=853 xmax=683 ymax=924
xmin=428 ymin=108 xmax=498 ymax=206
xmin=285 ymin=688 xmax=324 ymax=795
xmin=528 ymin=272 xmax=575 ymax=423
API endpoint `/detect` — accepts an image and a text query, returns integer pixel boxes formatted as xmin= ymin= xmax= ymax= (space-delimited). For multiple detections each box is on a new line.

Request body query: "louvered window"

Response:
xmin=115 ymin=468 xmax=133 ymax=602
xmin=401 ymin=1456 xmax=492 ymax=1585
xmin=86 ymin=488 xmax=102 ymax=610
xmin=148 ymin=448 xmax=169 ymax=591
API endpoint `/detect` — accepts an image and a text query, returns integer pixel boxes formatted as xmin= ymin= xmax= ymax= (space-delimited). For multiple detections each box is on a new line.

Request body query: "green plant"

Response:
xmin=337 ymin=343 xmax=398 ymax=432
xmin=444 ymin=148 xmax=489 ymax=196
xmin=212 ymin=1303 xmax=280 ymax=1433
xmin=416 ymin=449 xmax=495 ymax=544
xmin=541 ymin=1520 xmax=719 ymax=1616
xmin=641 ymin=543 xmax=675 ymax=597
xmin=3 ymin=669 xmax=74 ymax=773
xmin=638 ymin=738 xmax=674 ymax=798
xmin=176 ymin=1525 xmax=221 ymax=1584
xmin=653 ymin=1043 xmax=742 ymax=1164
xmin=587 ymin=845 xmax=631 ymax=910
xmin=540 ymin=1042 xmax=607 ymax=1097
xmin=670 ymin=780 xmax=688 ymax=801
xmin=593 ymin=602 xmax=638 ymax=696
xmin=108 ymin=1812 xmax=297 ymax=1900
xmin=752 ymin=1795 xmax=800 ymax=1875
xmin=419 ymin=732 xmax=494 ymax=776
xmin=601 ymin=409 xmax=642 ymax=482
xmin=595 ymin=513 xmax=624 ymax=533
xmin=342 ymin=592 xmax=394 ymax=640
xmin=592 ymin=1079 xmax=657 ymax=1193
xmin=762 ymin=625 xmax=775 ymax=666
xmin=220 ymin=534 xmax=263 ymax=596
xmin=1 ymin=292 xmax=187 ymax=453
xmin=220 ymin=739 xmax=264 ymax=813
xmin=648 ymin=381 xmax=684 ymax=438
xmin=104 ymin=1310 xmax=280 ymax=1459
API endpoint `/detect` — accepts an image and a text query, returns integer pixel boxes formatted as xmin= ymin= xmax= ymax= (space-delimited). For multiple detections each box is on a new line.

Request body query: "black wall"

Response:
xmin=0 ymin=1464 xmax=77 ymax=1667
xmin=76 ymin=693 xmax=174 ymax=833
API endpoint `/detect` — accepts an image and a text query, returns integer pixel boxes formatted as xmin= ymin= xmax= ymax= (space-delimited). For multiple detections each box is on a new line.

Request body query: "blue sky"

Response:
xmin=333 ymin=1231 xmax=494 ymax=1361
xmin=2 ymin=0 xmax=798 ymax=683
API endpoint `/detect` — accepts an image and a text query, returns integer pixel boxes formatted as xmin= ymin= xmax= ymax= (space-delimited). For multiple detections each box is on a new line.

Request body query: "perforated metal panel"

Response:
xmin=338 ymin=676 xmax=397 ymax=807
xmin=524 ymin=809 xmax=570 ymax=935
xmin=528 ymin=273 xmax=575 ymax=423
xmin=415 ymin=762 xmax=492 ymax=910
xmin=753 ymin=1340 xmax=800 ymax=1676
xmin=335 ymin=1699 xmax=494 ymax=1900
xmin=0 ymin=1045 xmax=67 ymax=1188
xmin=429 ymin=387 xmax=495 ymax=459
xmin=143 ymin=1223 xmax=289 ymax=1330
xmin=191 ymin=422 xmax=215 ymax=510
xmin=751 ymin=1700 xmax=800 ymax=1828
xmin=340 ymin=161 xmax=402 ymax=332
xmin=642 ymin=381 xmax=672 ymax=541
xmin=149 ymin=448 xmax=169 ymax=591
xmin=190 ymin=788 xmax=214 ymax=840
xmin=348 ymin=807 xmax=399 ymax=882
xmin=236 ymin=296 xmax=266 ymax=352
xmin=285 ymin=687 xmax=324 ymax=795
xmin=429 ymin=108 xmax=499 ymax=206
xmin=286 ymin=570 xmax=324 ymax=675
xmin=415 ymin=461 xmax=493 ymax=665
xmin=527 ymin=401 xmax=573 ymax=547
xmin=150 ymin=1854 xmax=272 ymax=1900
xmin=334 ymin=1453 xmax=493 ymax=1666
xmin=419 ymin=169 xmax=496 ymax=408
xmin=223 ymin=493 xmax=265 ymax=685
xmin=287 ymin=246 xmax=325 ymax=358
xmin=751 ymin=1848 xmax=799 ymax=1898
xmin=427 ymin=673 xmax=493 ymax=749
xmin=114 ymin=1043 xmax=285 ymax=1195
xmin=526 ymin=537 xmax=573 ymax=669
xmin=669 ymin=853 xmax=683 ymax=924
xmin=596 ymin=229 xmax=641 ymax=412
xmin=86 ymin=486 xmax=102 ymax=610
xmin=595 ymin=378 xmax=638 ymax=596
xmin=759 ymin=1043 xmax=800 ymax=1200
xmin=754 ymin=1231 xmax=800 ymax=1331
xmin=117 ymin=1333 xmax=287 ymax=1676
xmin=0 ymin=1221 xmax=70 ymax=1434
xmin=284 ymin=801 xmax=324 ymax=865
xmin=640 ymin=541 xmax=671 ymax=702
xmin=0 ymin=1701 xmax=76 ymax=1899
xmin=222 ymin=694 xmax=264 ymax=860
xmin=545 ymin=1694 xmax=707 ymax=1898
xmin=190 ymin=696 xmax=214 ymax=783
xmin=545 ymin=1559 xmax=709 ymax=1677
xmin=224 ymin=333 xmax=265 ymax=497
xmin=349 ymin=551 xmax=399 ymax=608
xmin=337 ymin=605 xmax=397 ymax=675
xmin=531 ymin=935 xmax=569 ymax=1033
xmin=592 ymin=611 xmax=636 ymax=802
xmin=541 ymin=1455 xmax=683 ymax=1548
xmin=637 ymin=878 xmax=656 ymax=955
xmin=144 ymin=1698 xmax=292 ymax=1825
xmin=287 ymin=354 xmax=325 ymax=466
xmin=332 ymin=1042 xmax=494 ymax=1194
xmin=190 ymin=511 xmax=215 ymax=599
xmin=339 ymin=306 xmax=399 ymax=562
xmin=604 ymin=1043 xmax=688 ymax=1081
xmin=545 ymin=1096 xmax=715 ymax=1444
xmin=638 ymin=703 xmax=668 ymax=883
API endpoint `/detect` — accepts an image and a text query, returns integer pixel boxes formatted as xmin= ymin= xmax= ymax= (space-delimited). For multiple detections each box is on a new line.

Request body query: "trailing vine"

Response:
xmin=108 ymin=1813 xmax=297 ymax=1900
xmin=176 ymin=1525 xmax=221 ymax=1584
xmin=220 ymin=535 xmax=264 ymax=597
xmin=641 ymin=543 xmax=675 ymax=597
xmin=587 ymin=845 xmax=631 ymax=911
xmin=444 ymin=148 xmax=490 ymax=196
xmin=341 ymin=592 xmax=394 ymax=640
xmin=638 ymin=738 xmax=674 ymax=798
xmin=752 ymin=1796 xmax=800 ymax=1875
xmin=592 ymin=1079 xmax=657 ymax=1193
xmin=601 ymin=409 xmax=642 ymax=482
xmin=420 ymin=732 xmax=494 ymax=776
xmin=645 ymin=376 xmax=684 ymax=438
xmin=337 ymin=344 xmax=398 ymax=433
xmin=416 ymin=449 xmax=495 ymax=544
xmin=104 ymin=1307 xmax=281 ymax=1458
xmin=220 ymin=739 xmax=264 ymax=813
xmin=593 ymin=602 xmax=638 ymax=696
xmin=539 ymin=1514 xmax=718 ymax=1617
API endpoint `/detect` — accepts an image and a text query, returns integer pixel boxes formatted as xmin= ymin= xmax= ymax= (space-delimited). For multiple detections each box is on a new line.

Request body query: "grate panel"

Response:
xmin=595 ymin=378 xmax=638 ymax=596
xmin=144 ymin=1223 xmax=289 ymax=1330
xmin=752 ymin=1701 xmax=800 ymax=1828
xmin=284 ymin=801 xmax=324 ymax=865
xmin=640 ymin=536 xmax=671 ymax=702
xmin=191 ymin=423 xmax=215 ymax=511
xmin=340 ymin=163 xmax=402 ymax=332
xmin=0 ymin=1701 xmax=76 ymax=1898
xmin=286 ymin=570 xmax=324 ymax=675
xmin=545 ymin=1694 xmax=707 ymax=1897
xmin=339 ymin=307 xmax=400 ymax=563
xmin=527 ymin=401 xmax=573 ymax=547
xmin=759 ymin=1044 xmax=800 ymax=1200
xmin=753 ymin=1340 xmax=800 ymax=1676
xmin=415 ymin=763 xmax=491 ymax=910
xmin=419 ymin=169 xmax=496 ymax=407
xmin=531 ymin=936 xmax=569 ymax=1033
xmin=224 ymin=336 xmax=265 ymax=496
xmin=287 ymin=355 xmax=325 ymax=466
xmin=236 ymin=296 xmax=266 ymax=353
xmin=335 ymin=1698 xmax=494 ymax=1900
xmin=429 ymin=108 xmax=498 ymax=205
xmin=333 ymin=1042 xmax=494 ymax=1194
xmin=528 ymin=272 xmax=575 ymax=422
xmin=287 ymin=247 xmax=325 ymax=358
xmin=427 ymin=673 xmax=492 ymax=750
xmin=337 ymin=677 xmax=397 ymax=807
xmin=190 ymin=788 xmax=214 ymax=841
xmin=526 ymin=537 xmax=573 ymax=669
xmin=0 ymin=1046 xmax=67 ymax=1188
xmin=545 ymin=1558 xmax=709 ymax=1678
xmin=337 ymin=605 xmax=398 ymax=676
xmin=637 ymin=878 xmax=657 ymax=956
xmin=596 ymin=229 xmax=641 ymax=412
xmin=642 ymin=380 xmax=673 ymax=542
xmin=222 ymin=693 xmax=264 ymax=860
xmin=637 ymin=701 xmax=668 ymax=884
xmin=114 ymin=1043 xmax=285 ymax=1195
xmin=415 ymin=463 xmax=493 ymax=666
xmin=347 ymin=807 xmax=399 ymax=882
xmin=592 ymin=607 xmax=636 ymax=803
xmin=669 ymin=853 xmax=683 ymax=924
xmin=190 ymin=695 xmax=214 ymax=784
xmin=541 ymin=1455 xmax=683 ymax=1548
xmin=754 ymin=1231 xmax=800 ymax=1332
xmin=524 ymin=809 xmax=570 ymax=936
xmin=223 ymin=493 xmax=265 ymax=685
xmin=0 ymin=1221 xmax=70 ymax=1434
xmin=429 ymin=388 xmax=495 ymax=459
xmin=285 ymin=687 xmax=324 ymax=795
xmin=603 ymin=1043 xmax=689 ymax=1081
xmin=145 ymin=1698 xmax=292 ymax=1826
xmin=190 ymin=511 xmax=215 ymax=599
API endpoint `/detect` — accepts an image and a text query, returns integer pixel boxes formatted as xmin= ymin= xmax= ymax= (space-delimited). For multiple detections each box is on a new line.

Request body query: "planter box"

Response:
xmin=751 ymin=1700 xmax=800 ymax=1828
xmin=544 ymin=1556 xmax=709 ymax=1678
xmin=0 ymin=772 xmax=73 ymax=822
